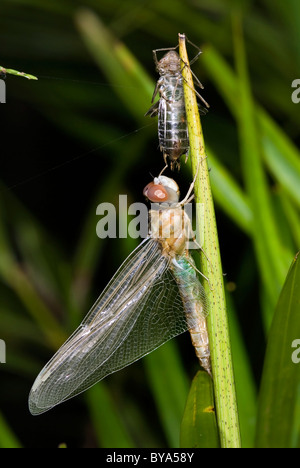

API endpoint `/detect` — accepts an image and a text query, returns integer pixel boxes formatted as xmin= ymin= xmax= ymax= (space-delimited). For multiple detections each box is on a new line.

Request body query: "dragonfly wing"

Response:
xmin=66 ymin=263 xmax=188 ymax=405
xmin=29 ymin=238 xmax=188 ymax=415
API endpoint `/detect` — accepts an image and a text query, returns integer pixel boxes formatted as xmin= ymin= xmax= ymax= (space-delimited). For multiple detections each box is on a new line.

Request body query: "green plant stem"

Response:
xmin=0 ymin=66 xmax=38 ymax=80
xmin=178 ymin=33 xmax=241 ymax=448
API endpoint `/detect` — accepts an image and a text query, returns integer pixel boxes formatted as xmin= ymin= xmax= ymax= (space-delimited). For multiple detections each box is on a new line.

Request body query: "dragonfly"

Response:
xmin=145 ymin=41 xmax=209 ymax=170
xmin=29 ymin=174 xmax=210 ymax=415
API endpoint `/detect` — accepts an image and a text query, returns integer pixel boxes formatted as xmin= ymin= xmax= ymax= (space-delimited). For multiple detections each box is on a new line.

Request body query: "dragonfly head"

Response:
xmin=157 ymin=50 xmax=181 ymax=76
xmin=143 ymin=176 xmax=180 ymax=204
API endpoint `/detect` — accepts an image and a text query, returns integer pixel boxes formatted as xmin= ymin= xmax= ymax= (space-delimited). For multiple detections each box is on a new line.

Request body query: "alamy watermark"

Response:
xmin=95 ymin=196 xmax=205 ymax=250
xmin=291 ymin=339 xmax=300 ymax=364
xmin=0 ymin=339 xmax=6 ymax=363
xmin=0 ymin=79 xmax=6 ymax=103
xmin=291 ymin=79 xmax=300 ymax=104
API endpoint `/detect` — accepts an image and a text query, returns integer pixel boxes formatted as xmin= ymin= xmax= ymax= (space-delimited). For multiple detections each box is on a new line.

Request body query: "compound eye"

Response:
xmin=143 ymin=182 xmax=169 ymax=202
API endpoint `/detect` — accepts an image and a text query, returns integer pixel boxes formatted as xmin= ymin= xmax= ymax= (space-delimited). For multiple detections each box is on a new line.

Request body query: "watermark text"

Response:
xmin=0 ymin=79 xmax=6 ymax=103
xmin=0 ymin=339 xmax=6 ymax=363
xmin=291 ymin=339 xmax=300 ymax=364
xmin=95 ymin=196 xmax=205 ymax=249
xmin=291 ymin=79 xmax=300 ymax=104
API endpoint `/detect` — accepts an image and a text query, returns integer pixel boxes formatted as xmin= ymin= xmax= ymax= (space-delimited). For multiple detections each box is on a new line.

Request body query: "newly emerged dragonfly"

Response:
xmin=29 ymin=175 xmax=210 ymax=415
xmin=145 ymin=41 xmax=209 ymax=170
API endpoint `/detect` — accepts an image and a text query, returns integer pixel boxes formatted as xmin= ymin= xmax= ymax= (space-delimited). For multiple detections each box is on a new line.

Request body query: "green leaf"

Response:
xmin=256 ymin=252 xmax=300 ymax=448
xmin=180 ymin=371 xmax=220 ymax=448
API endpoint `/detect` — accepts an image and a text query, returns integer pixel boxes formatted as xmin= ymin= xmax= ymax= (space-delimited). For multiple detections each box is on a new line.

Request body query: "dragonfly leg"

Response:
xmin=191 ymin=238 xmax=214 ymax=283
xmin=170 ymin=159 xmax=181 ymax=171
xmin=179 ymin=158 xmax=204 ymax=205
xmin=184 ymin=208 xmax=213 ymax=278
xmin=159 ymin=87 xmax=176 ymax=104
xmin=177 ymin=36 xmax=209 ymax=108
xmin=185 ymin=36 xmax=203 ymax=65
xmin=159 ymin=163 xmax=169 ymax=176
xmin=180 ymin=61 xmax=210 ymax=108
xmin=181 ymin=174 xmax=214 ymax=287
xmin=189 ymin=71 xmax=210 ymax=108
xmin=184 ymin=252 xmax=211 ymax=286
xmin=189 ymin=49 xmax=202 ymax=66
xmin=185 ymin=194 xmax=194 ymax=204
xmin=179 ymin=34 xmax=203 ymax=66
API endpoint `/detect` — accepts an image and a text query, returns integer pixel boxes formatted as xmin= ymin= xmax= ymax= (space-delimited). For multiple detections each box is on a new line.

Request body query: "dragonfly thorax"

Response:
xmin=149 ymin=207 xmax=190 ymax=257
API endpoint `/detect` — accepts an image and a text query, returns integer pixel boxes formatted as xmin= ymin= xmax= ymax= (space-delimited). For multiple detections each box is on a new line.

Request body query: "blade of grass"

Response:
xmin=179 ymin=33 xmax=241 ymax=448
xmin=279 ymin=193 xmax=300 ymax=247
xmin=256 ymin=252 xmax=300 ymax=447
xmin=260 ymin=111 xmax=300 ymax=208
xmin=232 ymin=12 xmax=289 ymax=325
xmin=75 ymin=8 xmax=153 ymax=124
xmin=144 ymin=340 xmax=190 ymax=448
xmin=85 ymin=382 xmax=135 ymax=448
xmin=206 ymin=147 xmax=253 ymax=234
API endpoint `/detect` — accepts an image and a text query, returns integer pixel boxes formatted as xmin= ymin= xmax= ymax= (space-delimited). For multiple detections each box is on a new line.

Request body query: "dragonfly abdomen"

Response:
xmin=172 ymin=256 xmax=211 ymax=375
xmin=158 ymin=75 xmax=189 ymax=168
xmin=188 ymin=318 xmax=211 ymax=377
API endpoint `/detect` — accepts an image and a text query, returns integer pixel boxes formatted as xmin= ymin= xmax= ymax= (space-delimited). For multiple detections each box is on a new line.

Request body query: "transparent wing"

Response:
xmin=29 ymin=238 xmax=189 ymax=415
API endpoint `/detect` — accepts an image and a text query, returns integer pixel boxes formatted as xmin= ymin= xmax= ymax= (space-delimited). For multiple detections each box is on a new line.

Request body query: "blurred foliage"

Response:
xmin=256 ymin=253 xmax=300 ymax=448
xmin=0 ymin=0 xmax=300 ymax=448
